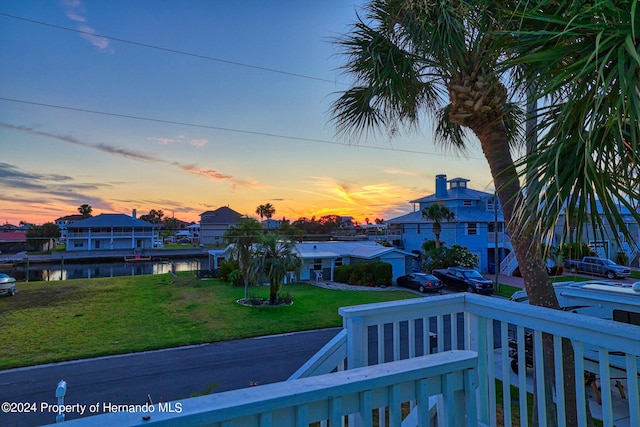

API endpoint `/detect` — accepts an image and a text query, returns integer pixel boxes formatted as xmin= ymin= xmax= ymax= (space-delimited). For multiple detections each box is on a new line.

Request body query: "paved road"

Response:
xmin=0 ymin=328 xmax=340 ymax=427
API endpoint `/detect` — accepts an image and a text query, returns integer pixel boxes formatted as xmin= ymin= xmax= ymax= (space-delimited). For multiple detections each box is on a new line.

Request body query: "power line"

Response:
xmin=0 ymin=97 xmax=479 ymax=159
xmin=0 ymin=12 xmax=343 ymax=86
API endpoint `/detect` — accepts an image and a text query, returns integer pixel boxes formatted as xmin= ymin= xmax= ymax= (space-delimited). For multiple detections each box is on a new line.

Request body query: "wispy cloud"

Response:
xmin=0 ymin=163 xmax=113 ymax=210
xmin=383 ymin=168 xmax=433 ymax=179
xmin=1 ymin=123 xmax=259 ymax=189
xmin=60 ymin=0 xmax=112 ymax=52
xmin=148 ymin=135 xmax=208 ymax=148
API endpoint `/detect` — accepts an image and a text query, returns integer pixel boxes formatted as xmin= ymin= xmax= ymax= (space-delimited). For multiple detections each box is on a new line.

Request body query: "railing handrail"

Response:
xmin=340 ymin=293 xmax=640 ymax=355
xmin=46 ymin=350 xmax=478 ymax=427
xmin=288 ymin=328 xmax=347 ymax=380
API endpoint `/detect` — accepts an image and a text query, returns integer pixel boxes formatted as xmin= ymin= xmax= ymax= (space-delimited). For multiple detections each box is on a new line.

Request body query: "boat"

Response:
xmin=124 ymin=254 xmax=152 ymax=263
xmin=0 ymin=273 xmax=17 ymax=296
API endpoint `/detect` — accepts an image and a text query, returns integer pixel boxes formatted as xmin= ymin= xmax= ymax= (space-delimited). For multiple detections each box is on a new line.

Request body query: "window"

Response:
xmin=613 ymin=309 xmax=640 ymax=326
xmin=467 ymin=223 xmax=477 ymax=235
xmin=74 ymin=242 xmax=83 ymax=248
xmin=463 ymin=200 xmax=472 ymax=207
xmin=417 ymin=224 xmax=421 ymax=234
xmin=313 ymin=259 xmax=322 ymax=270
xmin=335 ymin=257 xmax=343 ymax=267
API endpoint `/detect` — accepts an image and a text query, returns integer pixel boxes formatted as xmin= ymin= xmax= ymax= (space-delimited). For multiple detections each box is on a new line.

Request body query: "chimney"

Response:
xmin=435 ymin=174 xmax=447 ymax=198
xmin=132 ymin=209 xmax=137 ymax=220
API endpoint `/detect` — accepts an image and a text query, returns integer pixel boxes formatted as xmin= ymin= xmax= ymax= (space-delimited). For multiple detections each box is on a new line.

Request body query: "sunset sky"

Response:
xmin=1 ymin=0 xmax=496 ymax=226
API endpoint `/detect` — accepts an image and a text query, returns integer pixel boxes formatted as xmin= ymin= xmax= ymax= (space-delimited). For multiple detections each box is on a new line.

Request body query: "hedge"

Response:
xmin=334 ymin=261 xmax=392 ymax=287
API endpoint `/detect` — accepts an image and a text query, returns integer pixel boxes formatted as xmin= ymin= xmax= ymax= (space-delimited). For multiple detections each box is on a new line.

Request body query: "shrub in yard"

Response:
xmin=334 ymin=265 xmax=351 ymax=283
xmin=219 ymin=259 xmax=242 ymax=286
xmin=336 ymin=262 xmax=391 ymax=287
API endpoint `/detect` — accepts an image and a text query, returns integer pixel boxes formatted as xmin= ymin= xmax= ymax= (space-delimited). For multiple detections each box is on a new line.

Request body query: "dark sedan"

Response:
xmin=396 ymin=273 xmax=444 ymax=293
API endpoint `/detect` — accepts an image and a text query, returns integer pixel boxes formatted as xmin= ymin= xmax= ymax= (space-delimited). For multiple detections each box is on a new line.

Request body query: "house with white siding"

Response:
xmin=65 ymin=211 xmax=156 ymax=251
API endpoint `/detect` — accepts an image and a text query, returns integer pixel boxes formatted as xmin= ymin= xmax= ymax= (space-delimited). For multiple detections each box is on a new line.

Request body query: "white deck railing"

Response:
xmin=47 ymin=293 xmax=639 ymax=427
xmin=337 ymin=294 xmax=640 ymax=427
xmin=46 ymin=350 xmax=479 ymax=427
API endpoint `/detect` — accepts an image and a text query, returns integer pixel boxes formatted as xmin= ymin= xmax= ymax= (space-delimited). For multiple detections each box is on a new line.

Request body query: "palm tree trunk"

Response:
xmin=472 ymin=119 xmax=584 ymax=426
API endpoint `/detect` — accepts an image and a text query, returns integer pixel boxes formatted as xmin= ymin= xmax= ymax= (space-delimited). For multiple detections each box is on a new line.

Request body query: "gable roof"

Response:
xmin=67 ymin=214 xmax=155 ymax=228
xmin=55 ymin=214 xmax=85 ymax=222
xmin=295 ymin=241 xmax=415 ymax=260
xmin=200 ymin=206 xmax=243 ymax=225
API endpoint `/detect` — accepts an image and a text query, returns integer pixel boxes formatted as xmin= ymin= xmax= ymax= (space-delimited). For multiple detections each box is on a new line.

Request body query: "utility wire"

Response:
xmin=0 ymin=12 xmax=343 ymax=85
xmin=0 ymin=97 xmax=480 ymax=159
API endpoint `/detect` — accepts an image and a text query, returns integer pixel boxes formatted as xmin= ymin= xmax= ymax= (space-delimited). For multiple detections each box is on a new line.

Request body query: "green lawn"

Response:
xmin=0 ymin=274 xmax=419 ymax=369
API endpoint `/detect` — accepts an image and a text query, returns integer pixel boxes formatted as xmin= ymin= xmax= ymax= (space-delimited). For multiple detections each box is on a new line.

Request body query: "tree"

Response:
xmin=251 ymin=233 xmax=302 ymax=305
xmin=421 ymin=204 xmax=456 ymax=248
xmin=330 ymin=1 xmax=620 ymax=424
xmin=26 ymin=222 xmax=61 ymax=251
xmin=140 ymin=209 xmax=164 ymax=224
xmin=421 ymin=240 xmax=479 ymax=272
xmin=504 ymin=0 xmax=640 ymax=253
xmin=78 ymin=204 xmax=92 ymax=219
xmin=255 ymin=203 xmax=276 ymax=226
xmin=223 ymin=218 xmax=263 ymax=300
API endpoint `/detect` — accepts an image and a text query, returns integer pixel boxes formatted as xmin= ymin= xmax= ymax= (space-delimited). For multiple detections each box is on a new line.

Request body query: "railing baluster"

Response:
xmin=378 ymin=323 xmax=385 ymax=365
xmin=295 ymin=404 xmax=308 ymax=427
xmin=329 ymin=396 xmax=342 ymax=427
xmin=553 ymin=335 xmax=566 ymax=427
xmin=360 ymin=390 xmax=373 ymax=426
xmin=409 ymin=318 xmax=416 ymax=358
xmin=516 ymin=326 xmax=528 ymax=427
xmin=393 ymin=321 xmax=400 ymax=361
xmin=598 ymin=347 xmax=614 ymax=426
xmin=389 ymin=384 xmax=401 ymax=427
xmin=486 ymin=320 xmax=496 ymax=427
xmin=451 ymin=312 xmax=459 ymax=350
xmin=437 ymin=315 xmax=444 ymax=353
xmin=533 ymin=330 xmax=546 ymax=427
xmin=423 ymin=317 xmax=430 ymax=355
xmin=259 ymin=411 xmax=272 ymax=427
xmin=573 ymin=340 xmax=587 ymax=427
xmin=625 ymin=354 xmax=640 ymax=426
xmin=500 ymin=322 xmax=512 ymax=426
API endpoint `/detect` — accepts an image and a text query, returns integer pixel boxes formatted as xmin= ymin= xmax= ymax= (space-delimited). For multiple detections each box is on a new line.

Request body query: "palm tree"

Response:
xmin=421 ymin=204 xmax=455 ymax=248
xmin=251 ymin=233 xmax=302 ymax=305
xmin=78 ymin=204 xmax=93 ymax=219
xmin=332 ymin=0 xmax=556 ymax=308
xmin=504 ymin=0 xmax=640 ymax=251
xmin=224 ymin=218 xmax=263 ymax=300
xmin=329 ymin=1 xmax=583 ymax=423
xmin=255 ymin=203 xmax=276 ymax=228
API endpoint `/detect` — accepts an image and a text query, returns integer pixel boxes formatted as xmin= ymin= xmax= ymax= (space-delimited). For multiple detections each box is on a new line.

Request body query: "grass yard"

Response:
xmin=0 ymin=274 xmax=419 ymax=369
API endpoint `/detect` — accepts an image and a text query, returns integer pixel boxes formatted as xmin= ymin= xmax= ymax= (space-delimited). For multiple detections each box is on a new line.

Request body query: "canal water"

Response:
xmin=4 ymin=257 xmax=209 ymax=282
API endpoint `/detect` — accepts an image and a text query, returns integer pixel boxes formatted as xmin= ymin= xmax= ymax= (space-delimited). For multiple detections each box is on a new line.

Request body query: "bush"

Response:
xmin=219 ymin=259 xmax=242 ymax=286
xmin=334 ymin=262 xmax=391 ymax=287
xmin=421 ymin=241 xmax=479 ymax=272
xmin=334 ymin=265 xmax=351 ymax=284
xmin=616 ymin=252 xmax=629 ymax=265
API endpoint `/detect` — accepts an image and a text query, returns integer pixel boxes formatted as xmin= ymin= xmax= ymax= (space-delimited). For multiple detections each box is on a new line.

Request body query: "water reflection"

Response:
xmin=6 ymin=258 xmax=208 ymax=282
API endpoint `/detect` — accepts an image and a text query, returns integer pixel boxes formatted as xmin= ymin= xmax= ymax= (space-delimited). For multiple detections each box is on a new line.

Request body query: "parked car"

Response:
xmin=564 ymin=256 xmax=630 ymax=279
xmin=178 ymin=238 xmax=191 ymax=244
xmin=396 ymin=273 xmax=443 ymax=293
xmin=0 ymin=273 xmax=17 ymax=296
xmin=432 ymin=267 xmax=494 ymax=295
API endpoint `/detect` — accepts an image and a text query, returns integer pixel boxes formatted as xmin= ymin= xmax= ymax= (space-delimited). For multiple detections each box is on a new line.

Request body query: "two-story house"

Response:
xmin=200 ymin=206 xmax=243 ymax=245
xmin=387 ymin=174 xmax=510 ymax=273
xmin=66 ymin=210 xmax=156 ymax=251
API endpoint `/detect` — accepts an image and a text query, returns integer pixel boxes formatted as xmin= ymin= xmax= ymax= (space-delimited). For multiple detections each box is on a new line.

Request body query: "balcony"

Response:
xmin=47 ymin=294 xmax=639 ymax=426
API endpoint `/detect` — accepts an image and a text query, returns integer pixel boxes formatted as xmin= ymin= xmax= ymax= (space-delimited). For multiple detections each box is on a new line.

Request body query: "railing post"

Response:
xmin=345 ymin=315 xmax=366 ymax=369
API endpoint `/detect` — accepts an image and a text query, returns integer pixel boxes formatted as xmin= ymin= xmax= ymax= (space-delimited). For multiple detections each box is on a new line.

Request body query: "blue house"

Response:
xmin=387 ymin=174 xmax=511 ymax=273
xmin=66 ymin=211 xmax=157 ymax=251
